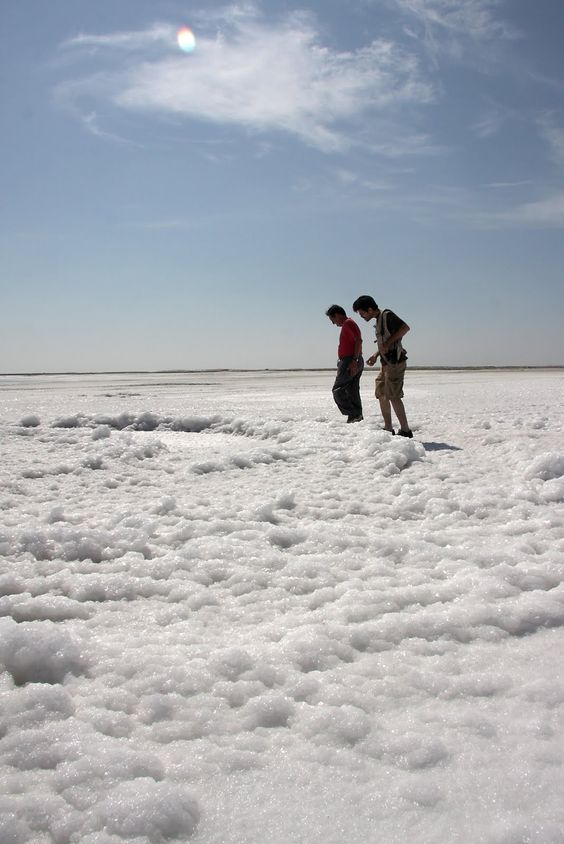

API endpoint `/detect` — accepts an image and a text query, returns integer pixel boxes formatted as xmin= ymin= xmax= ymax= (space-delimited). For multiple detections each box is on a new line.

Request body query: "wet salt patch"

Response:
xmin=150 ymin=429 xmax=259 ymax=455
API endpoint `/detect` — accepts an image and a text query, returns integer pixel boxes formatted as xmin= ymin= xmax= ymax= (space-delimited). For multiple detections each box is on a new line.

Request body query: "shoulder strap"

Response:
xmin=376 ymin=310 xmax=389 ymax=341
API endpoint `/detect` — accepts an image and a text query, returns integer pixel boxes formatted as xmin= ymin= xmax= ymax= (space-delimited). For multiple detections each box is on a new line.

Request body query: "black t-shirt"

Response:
xmin=377 ymin=310 xmax=407 ymax=364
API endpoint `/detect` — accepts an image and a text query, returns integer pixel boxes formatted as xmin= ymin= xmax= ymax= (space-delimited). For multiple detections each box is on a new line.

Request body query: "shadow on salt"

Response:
xmin=421 ymin=441 xmax=462 ymax=453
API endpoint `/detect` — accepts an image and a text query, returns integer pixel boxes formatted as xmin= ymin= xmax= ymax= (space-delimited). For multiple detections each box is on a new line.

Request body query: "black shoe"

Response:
xmin=383 ymin=428 xmax=395 ymax=435
xmin=347 ymin=414 xmax=363 ymax=423
xmin=397 ymin=429 xmax=413 ymax=438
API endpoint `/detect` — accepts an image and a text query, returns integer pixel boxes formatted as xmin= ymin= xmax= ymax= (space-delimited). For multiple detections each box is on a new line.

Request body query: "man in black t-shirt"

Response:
xmin=352 ymin=295 xmax=413 ymax=437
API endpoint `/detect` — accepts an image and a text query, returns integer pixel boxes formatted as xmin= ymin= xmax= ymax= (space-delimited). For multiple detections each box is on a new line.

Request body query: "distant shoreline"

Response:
xmin=1 ymin=366 xmax=563 ymax=377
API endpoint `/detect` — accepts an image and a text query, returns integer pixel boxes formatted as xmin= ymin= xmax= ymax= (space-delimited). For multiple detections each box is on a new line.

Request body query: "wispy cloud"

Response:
xmin=62 ymin=24 xmax=176 ymax=52
xmin=392 ymin=0 xmax=511 ymax=39
xmin=538 ymin=113 xmax=564 ymax=168
xmin=127 ymin=218 xmax=198 ymax=231
xmin=332 ymin=168 xmax=392 ymax=191
xmin=472 ymin=105 xmax=510 ymax=139
xmin=79 ymin=111 xmax=143 ymax=147
xmin=493 ymin=191 xmax=564 ymax=228
xmin=55 ymin=5 xmax=434 ymax=153
xmin=388 ymin=0 xmax=516 ymax=64
xmin=482 ymin=180 xmax=534 ymax=190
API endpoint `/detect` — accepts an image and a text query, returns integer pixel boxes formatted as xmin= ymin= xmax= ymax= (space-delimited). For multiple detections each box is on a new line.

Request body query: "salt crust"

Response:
xmin=1 ymin=370 xmax=563 ymax=843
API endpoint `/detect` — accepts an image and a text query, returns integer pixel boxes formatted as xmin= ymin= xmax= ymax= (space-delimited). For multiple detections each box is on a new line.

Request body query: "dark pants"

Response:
xmin=332 ymin=356 xmax=364 ymax=418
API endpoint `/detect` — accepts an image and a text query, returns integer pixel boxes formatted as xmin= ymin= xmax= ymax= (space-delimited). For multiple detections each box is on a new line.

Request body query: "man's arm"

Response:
xmin=379 ymin=315 xmax=409 ymax=356
xmin=348 ymin=332 xmax=362 ymax=373
xmin=380 ymin=321 xmax=409 ymax=353
xmin=354 ymin=334 xmax=362 ymax=358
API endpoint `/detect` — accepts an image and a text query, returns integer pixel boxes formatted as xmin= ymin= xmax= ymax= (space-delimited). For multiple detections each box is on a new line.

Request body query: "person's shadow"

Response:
xmin=421 ymin=441 xmax=462 ymax=453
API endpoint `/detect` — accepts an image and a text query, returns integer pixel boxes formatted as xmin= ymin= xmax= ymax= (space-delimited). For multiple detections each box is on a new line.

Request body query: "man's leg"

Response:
xmin=391 ymin=397 xmax=409 ymax=432
xmin=387 ymin=362 xmax=411 ymax=435
xmin=347 ymin=359 xmax=364 ymax=419
xmin=378 ymin=397 xmax=393 ymax=431
xmin=332 ymin=359 xmax=355 ymax=416
xmin=376 ymin=367 xmax=393 ymax=430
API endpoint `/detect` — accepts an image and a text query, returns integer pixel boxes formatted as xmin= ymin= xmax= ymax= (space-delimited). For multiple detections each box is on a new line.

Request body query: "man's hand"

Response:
xmin=366 ymin=353 xmax=379 ymax=367
xmin=348 ymin=359 xmax=358 ymax=375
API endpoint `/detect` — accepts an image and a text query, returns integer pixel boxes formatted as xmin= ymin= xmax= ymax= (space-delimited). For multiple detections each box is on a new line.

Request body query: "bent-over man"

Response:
xmin=325 ymin=304 xmax=364 ymax=423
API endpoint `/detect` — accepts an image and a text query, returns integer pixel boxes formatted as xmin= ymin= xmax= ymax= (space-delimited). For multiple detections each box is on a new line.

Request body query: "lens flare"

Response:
xmin=177 ymin=26 xmax=196 ymax=53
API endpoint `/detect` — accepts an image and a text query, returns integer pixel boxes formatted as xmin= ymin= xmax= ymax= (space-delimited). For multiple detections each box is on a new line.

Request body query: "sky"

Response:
xmin=1 ymin=0 xmax=564 ymax=371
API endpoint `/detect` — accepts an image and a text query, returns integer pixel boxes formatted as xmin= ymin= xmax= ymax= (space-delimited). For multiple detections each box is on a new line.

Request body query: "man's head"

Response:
xmin=352 ymin=295 xmax=379 ymax=322
xmin=325 ymin=304 xmax=347 ymax=326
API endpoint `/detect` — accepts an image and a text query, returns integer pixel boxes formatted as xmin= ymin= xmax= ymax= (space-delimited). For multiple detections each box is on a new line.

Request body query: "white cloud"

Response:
xmin=56 ymin=6 xmax=434 ymax=153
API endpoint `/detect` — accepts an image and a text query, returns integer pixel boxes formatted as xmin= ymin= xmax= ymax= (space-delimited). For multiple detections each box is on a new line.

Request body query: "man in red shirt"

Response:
xmin=325 ymin=304 xmax=364 ymax=422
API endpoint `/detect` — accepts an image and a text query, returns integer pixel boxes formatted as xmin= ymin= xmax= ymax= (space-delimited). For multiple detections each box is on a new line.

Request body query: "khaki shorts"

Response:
xmin=375 ymin=361 xmax=406 ymax=400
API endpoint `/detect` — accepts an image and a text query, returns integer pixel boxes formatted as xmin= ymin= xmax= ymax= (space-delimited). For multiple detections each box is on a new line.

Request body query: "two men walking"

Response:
xmin=326 ymin=296 xmax=413 ymax=437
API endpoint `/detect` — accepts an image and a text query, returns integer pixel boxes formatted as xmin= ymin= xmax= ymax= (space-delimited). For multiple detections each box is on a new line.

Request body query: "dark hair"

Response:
xmin=325 ymin=304 xmax=346 ymax=317
xmin=352 ymin=295 xmax=378 ymax=312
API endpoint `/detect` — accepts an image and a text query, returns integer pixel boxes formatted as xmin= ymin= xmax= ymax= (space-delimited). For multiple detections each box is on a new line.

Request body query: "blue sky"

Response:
xmin=1 ymin=0 xmax=563 ymax=371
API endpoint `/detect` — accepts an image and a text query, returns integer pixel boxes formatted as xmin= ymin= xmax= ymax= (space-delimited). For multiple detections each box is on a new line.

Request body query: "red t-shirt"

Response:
xmin=338 ymin=318 xmax=361 ymax=358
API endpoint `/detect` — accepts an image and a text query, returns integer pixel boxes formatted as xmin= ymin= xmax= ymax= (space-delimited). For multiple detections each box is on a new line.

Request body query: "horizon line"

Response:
xmin=1 ymin=366 xmax=564 ymax=377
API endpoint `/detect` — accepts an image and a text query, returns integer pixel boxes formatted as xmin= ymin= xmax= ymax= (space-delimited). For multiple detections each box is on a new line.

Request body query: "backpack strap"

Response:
xmin=375 ymin=310 xmax=390 ymax=364
xmin=375 ymin=310 xmax=389 ymax=344
xmin=376 ymin=309 xmax=405 ymax=364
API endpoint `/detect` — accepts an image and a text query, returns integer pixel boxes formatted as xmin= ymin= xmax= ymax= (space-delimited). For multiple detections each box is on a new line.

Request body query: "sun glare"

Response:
xmin=177 ymin=26 xmax=196 ymax=53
